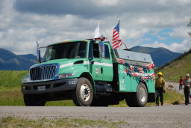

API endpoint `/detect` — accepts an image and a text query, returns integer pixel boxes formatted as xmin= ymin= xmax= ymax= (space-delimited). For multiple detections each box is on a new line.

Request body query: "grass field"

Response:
xmin=158 ymin=51 xmax=191 ymax=82
xmin=0 ymin=71 xmax=75 ymax=106
xmin=0 ymin=70 xmax=184 ymax=106
xmin=0 ymin=70 xmax=27 ymax=88
xmin=0 ymin=117 xmax=126 ymax=128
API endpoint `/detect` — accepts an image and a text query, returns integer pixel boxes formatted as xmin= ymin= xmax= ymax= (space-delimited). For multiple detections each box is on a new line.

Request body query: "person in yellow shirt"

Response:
xmin=155 ymin=72 xmax=165 ymax=106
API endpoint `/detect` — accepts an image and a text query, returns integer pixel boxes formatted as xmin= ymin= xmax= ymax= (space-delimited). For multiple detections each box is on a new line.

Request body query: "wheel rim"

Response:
xmin=80 ymin=84 xmax=91 ymax=102
xmin=139 ymin=86 xmax=147 ymax=103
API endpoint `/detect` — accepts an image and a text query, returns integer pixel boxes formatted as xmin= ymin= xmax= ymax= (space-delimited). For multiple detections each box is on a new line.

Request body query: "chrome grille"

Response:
xmin=30 ymin=64 xmax=57 ymax=81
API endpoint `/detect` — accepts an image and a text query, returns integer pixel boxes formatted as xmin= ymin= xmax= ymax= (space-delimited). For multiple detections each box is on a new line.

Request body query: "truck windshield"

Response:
xmin=43 ymin=41 xmax=87 ymax=61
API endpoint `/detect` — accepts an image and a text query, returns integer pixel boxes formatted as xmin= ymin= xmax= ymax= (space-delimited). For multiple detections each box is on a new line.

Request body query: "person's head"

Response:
xmin=157 ymin=72 xmax=163 ymax=77
xmin=180 ymin=76 xmax=182 ymax=79
xmin=186 ymin=73 xmax=190 ymax=79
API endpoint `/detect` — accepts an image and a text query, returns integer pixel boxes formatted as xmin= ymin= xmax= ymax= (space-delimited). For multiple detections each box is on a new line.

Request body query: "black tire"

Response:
xmin=125 ymin=93 xmax=135 ymax=107
xmin=73 ymin=77 xmax=94 ymax=106
xmin=24 ymin=94 xmax=46 ymax=106
xmin=125 ymin=83 xmax=148 ymax=107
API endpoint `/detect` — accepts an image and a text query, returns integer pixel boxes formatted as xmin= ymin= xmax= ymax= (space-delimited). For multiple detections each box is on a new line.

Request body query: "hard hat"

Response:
xmin=157 ymin=72 xmax=163 ymax=76
xmin=186 ymin=73 xmax=190 ymax=77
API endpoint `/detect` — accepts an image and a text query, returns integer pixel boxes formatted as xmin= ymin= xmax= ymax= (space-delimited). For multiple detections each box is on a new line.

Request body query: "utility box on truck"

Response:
xmin=22 ymin=39 xmax=155 ymax=107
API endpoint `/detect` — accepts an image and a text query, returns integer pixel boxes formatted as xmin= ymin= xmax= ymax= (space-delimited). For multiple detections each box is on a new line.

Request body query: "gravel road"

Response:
xmin=0 ymin=105 xmax=191 ymax=128
xmin=0 ymin=82 xmax=190 ymax=128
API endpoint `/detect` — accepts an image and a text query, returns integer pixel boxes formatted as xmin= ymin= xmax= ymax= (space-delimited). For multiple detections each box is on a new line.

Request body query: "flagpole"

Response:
xmin=122 ymin=41 xmax=129 ymax=50
xmin=117 ymin=18 xmax=128 ymax=50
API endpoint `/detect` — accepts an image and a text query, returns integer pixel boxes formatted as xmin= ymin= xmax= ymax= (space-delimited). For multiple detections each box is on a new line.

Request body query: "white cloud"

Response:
xmin=91 ymin=0 xmax=119 ymax=7
xmin=0 ymin=0 xmax=191 ymax=54
xmin=143 ymin=39 xmax=191 ymax=53
xmin=0 ymin=0 xmax=14 ymax=29
xmin=170 ymin=27 xmax=191 ymax=39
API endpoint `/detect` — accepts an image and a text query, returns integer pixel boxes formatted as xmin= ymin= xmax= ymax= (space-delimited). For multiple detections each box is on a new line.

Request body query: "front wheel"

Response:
xmin=125 ymin=83 xmax=148 ymax=107
xmin=24 ymin=94 xmax=46 ymax=106
xmin=73 ymin=77 xmax=94 ymax=106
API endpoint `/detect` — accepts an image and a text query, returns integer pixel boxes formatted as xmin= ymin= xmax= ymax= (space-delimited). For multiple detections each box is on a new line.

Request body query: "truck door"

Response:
xmin=90 ymin=42 xmax=103 ymax=81
xmin=101 ymin=43 xmax=113 ymax=82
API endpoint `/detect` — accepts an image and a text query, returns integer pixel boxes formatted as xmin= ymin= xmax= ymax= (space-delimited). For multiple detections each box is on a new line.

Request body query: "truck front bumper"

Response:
xmin=22 ymin=78 xmax=78 ymax=94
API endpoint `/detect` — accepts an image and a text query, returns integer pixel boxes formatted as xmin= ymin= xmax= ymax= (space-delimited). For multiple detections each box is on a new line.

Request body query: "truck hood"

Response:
xmin=30 ymin=58 xmax=87 ymax=69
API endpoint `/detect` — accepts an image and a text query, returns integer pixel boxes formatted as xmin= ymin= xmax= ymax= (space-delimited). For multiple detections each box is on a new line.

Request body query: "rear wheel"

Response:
xmin=73 ymin=77 xmax=94 ymax=106
xmin=125 ymin=83 xmax=148 ymax=107
xmin=24 ymin=94 xmax=46 ymax=106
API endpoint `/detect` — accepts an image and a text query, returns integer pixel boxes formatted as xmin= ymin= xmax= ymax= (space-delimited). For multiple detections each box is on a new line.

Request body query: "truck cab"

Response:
xmin=22 ymin=39 xmax=155 ymax=106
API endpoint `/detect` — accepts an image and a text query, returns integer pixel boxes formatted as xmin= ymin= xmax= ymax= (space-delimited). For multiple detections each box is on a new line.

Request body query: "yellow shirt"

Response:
xmin=155 ymin=77 xmax=165 ymax=88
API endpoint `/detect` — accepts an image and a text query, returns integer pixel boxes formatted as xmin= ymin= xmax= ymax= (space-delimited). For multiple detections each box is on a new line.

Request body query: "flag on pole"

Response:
xmin=112 ymin=20 xmax=122 ymax=49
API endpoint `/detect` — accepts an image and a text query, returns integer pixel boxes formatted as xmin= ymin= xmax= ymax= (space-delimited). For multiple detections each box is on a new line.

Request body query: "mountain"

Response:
xmin=0 ymin=46 xmax=182 ymax=70
xmin=0 ymin=48 xmax=37 ymax=70
xmin=158 ymin=49 xmax=191 ymax=82
xmin=130 ymin=46 xmax=182 ymax=67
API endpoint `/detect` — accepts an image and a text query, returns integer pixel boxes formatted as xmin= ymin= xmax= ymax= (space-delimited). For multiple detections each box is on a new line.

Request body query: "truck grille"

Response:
xmin=30 ymin=64 xmax=57 ymax=81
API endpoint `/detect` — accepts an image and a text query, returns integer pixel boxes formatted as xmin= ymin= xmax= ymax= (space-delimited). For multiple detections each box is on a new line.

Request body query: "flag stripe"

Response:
xmin=112 ymin=20 xmax=122 ymax=49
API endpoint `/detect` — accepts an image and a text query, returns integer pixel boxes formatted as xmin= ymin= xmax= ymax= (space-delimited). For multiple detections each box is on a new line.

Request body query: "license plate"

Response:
xmin=37 ymin=86 xmax=46 ymax=91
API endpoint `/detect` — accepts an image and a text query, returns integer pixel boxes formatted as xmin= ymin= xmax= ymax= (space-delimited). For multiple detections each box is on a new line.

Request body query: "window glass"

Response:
xmin=104 ymin=44 xmax=110 ymax=59
xmin=93 ymin=43 xmax=100 ymax=58
xmin=44 ymin=41 xmax=87 ymax=61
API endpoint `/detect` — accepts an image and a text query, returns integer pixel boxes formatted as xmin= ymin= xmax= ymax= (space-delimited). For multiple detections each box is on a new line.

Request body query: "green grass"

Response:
xmin=0 ymin=87 xmax=75 ymax=106
xmin=46 ymin=100 xmax=75 ymax=106
xmin=0 ymin=117 xmax=126 ymax=128
xmin=0 ymin=70 xmax=27 ymax=88
xmin=0 ymin=71 xmax=75 ymax=106
xmin=0 ymin=71 xmax=184 ymax=106
xmin=158 ymin=53 xmax=191 ymax=82
xmin=0 ymin=87 xmax=183 ymax=106
xmin=0 ymin=88 xmax=24 ymax=106
xmin=164 ymin=89 xmax=184 ymax=105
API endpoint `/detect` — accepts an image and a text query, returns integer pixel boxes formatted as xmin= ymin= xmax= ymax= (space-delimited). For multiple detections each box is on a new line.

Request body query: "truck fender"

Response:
xmin=139 ymin=80 xmax=155 ymax=102
xmin=79 ymin=72 xmax=95 ymax=92
xmin=139 ymin=80 xmax=148 ymax=92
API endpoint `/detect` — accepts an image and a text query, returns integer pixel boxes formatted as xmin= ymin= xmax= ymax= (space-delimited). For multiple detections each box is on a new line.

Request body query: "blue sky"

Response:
xmin=0 ymin=0 xmax=191 ymax=54
xmin=142 ymin=28 xmax=184 ymax=45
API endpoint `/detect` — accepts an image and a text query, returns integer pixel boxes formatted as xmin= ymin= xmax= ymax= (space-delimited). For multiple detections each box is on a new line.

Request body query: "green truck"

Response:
xmin=22 ymin=39 xmax=155 ymax=107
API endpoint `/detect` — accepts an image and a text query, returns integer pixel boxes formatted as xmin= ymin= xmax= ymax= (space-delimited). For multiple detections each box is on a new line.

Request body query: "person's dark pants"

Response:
xmin=184 ymin=86 xmax=190 ymax=105
xmin=155 ymin=88 xmax=164 ymax=106
xmin=179 ymin=84 xmax=183 ymax=90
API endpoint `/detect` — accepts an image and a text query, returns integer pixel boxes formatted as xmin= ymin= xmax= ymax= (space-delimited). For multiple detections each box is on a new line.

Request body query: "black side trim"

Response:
xmin=74 ymin=60 xmax=84 ymax=64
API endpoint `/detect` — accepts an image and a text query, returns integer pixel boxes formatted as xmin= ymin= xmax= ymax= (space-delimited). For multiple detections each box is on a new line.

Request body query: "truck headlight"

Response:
xmin=22 ymin=74 xmax=31 ymax=83
xmin=59 ymin=73 xmax=74 ymax=79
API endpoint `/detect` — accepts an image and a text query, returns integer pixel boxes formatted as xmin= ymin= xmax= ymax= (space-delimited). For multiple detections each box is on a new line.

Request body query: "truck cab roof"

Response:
xmin=47 ymin=40 xmax=89 ymax=47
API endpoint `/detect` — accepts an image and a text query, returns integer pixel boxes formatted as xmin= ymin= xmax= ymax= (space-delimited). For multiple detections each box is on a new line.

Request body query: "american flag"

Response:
xmin=112 ymin=20 xmax=122 ymax=49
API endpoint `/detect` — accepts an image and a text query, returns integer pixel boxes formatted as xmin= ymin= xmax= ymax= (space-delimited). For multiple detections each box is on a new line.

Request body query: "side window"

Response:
xmin=104 ymin=44 xmax=110 ymax=59
xmin=78 ymin=42 xmax=87 ymax=58
xmin=93 ymin=43 xmax=100 ymax=58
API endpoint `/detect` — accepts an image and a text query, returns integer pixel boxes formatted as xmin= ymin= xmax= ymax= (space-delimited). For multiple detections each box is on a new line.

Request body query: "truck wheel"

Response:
xmin=125 ymin=83 xmax=148 ymax=107
xmin=24 ymin=94 xmax=46 ymax=106
xmin=125 ymin=93 xmax=135 ymax=107
xmin=73 ymin=77 xmax=94 ymax=106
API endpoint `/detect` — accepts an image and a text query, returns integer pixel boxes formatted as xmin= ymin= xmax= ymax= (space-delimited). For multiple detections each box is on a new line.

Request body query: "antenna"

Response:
xmin=122 ymin=41 xmax=129 ymax=50
xmin=36 ymin=41 xmax=41 ymax=63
